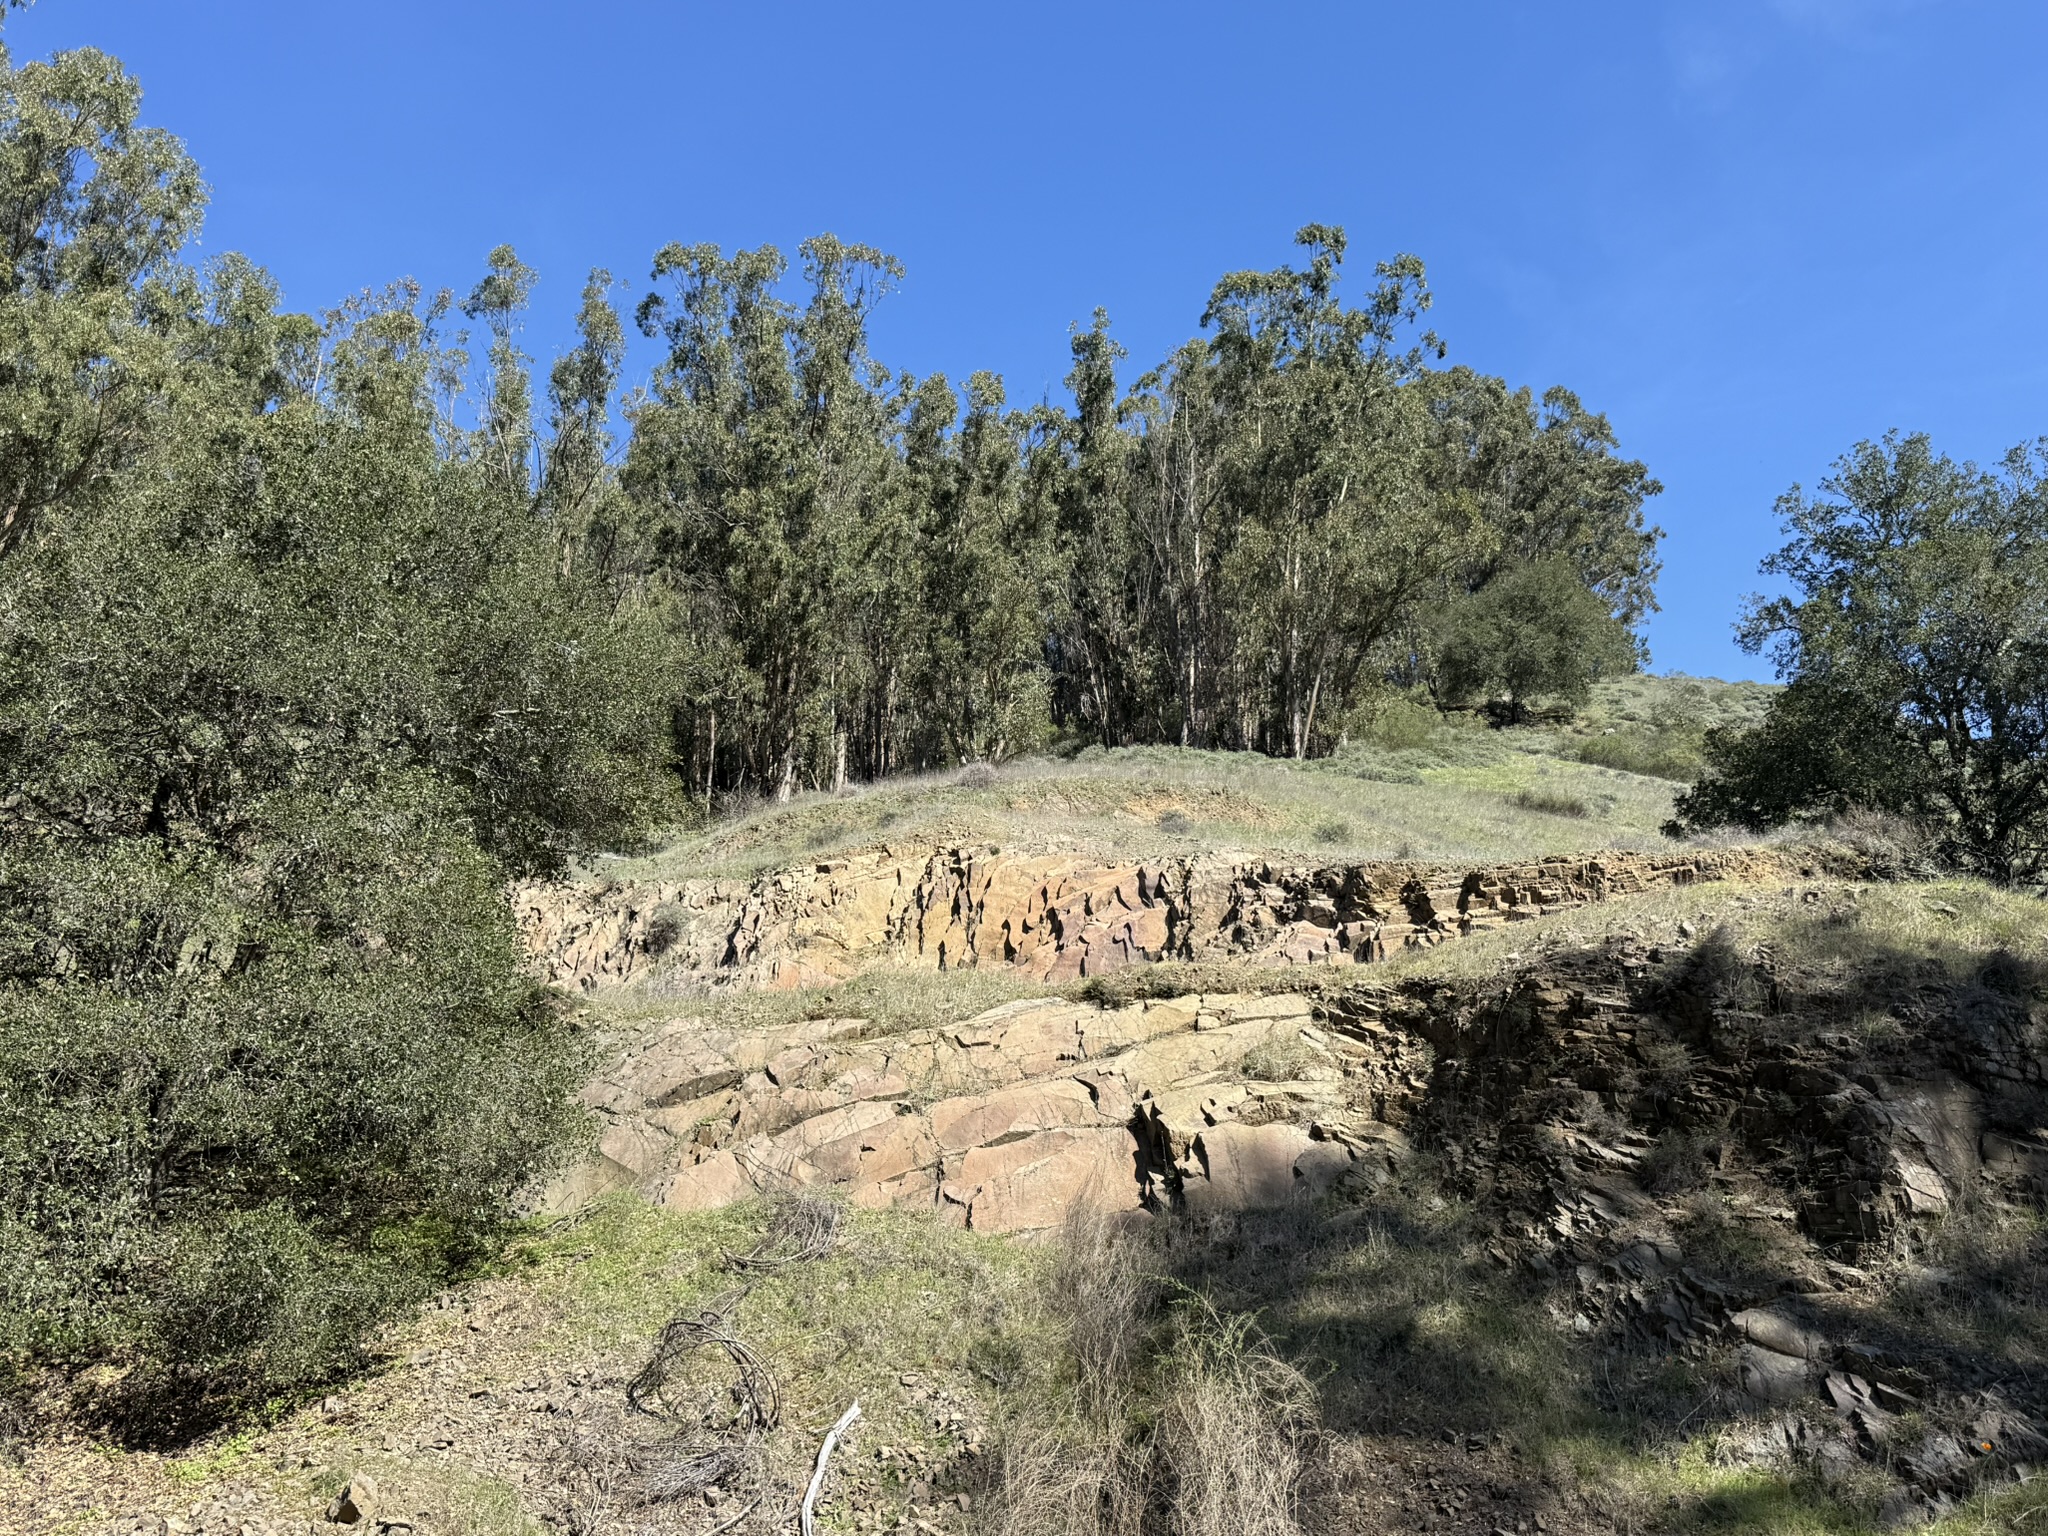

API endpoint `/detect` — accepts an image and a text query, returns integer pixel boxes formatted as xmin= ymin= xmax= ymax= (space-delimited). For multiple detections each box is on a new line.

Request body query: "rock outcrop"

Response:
xmin=540 ymin=884 xmax=2048 ymax=1517
xmin=519 ymin=844 xmax=1794 ymax=993
xmin=542 ymin=988 xmax=1426 ymax=1235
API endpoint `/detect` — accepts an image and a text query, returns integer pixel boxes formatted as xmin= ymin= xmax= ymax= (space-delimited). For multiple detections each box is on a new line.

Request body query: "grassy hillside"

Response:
xmin=594 ymin=675 xmax=1774 ymax=886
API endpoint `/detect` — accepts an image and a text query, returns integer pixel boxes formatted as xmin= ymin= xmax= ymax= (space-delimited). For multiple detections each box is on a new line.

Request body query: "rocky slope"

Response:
xmin=519 ymin=844 xmax=1795 ymax=993
xmin=28 ymin=855 xmax=2048 ymax=1536
xmin=534 ymin=862 xmax=2048 ymax=1531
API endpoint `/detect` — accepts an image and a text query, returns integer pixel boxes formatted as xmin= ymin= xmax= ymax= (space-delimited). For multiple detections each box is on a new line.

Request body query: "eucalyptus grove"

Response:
xmin=613 ymin=225 xmax=1662 ymax=794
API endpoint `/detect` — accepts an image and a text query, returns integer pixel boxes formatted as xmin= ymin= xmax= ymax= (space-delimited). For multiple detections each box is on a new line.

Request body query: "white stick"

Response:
xmin=799 ymin=1399 xmax=862 ymax=1536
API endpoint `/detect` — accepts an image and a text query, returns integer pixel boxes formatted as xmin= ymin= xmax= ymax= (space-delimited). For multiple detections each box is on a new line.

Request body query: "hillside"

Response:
xmin=22 ymin=685 xmax=2048 ymax=1536
xmin=587 ymin=676 xmax=1771 ymax=885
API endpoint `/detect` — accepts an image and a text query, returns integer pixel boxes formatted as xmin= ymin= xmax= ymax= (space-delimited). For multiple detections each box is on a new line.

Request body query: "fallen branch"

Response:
xmin=702 ymin=1493 xmax=762 ymax=1536
xmin=799 ymin=1400 xmax=862 ymax=1536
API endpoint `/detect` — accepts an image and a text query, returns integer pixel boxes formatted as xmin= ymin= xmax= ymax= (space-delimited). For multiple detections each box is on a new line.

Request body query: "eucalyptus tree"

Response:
xmin=913 ymin=371 xmax=1064 ymax=763
xmin=628 ymin=235 xmax=908 ymax=800
xmin=1047 ymin=311 xmax=1154 ymax=746
xmin=1212 ymin=229 xmax=1485 ymax=756
xmin=460 ymin=243 xmax=538 ymax=498
xmin=1419 ymin=367 xmax=1663 ymax=629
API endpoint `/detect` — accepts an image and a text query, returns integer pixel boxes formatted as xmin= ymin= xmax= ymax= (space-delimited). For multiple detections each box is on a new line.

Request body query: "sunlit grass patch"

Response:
xmin=594 ymin=728 xmax=1691 ymax=882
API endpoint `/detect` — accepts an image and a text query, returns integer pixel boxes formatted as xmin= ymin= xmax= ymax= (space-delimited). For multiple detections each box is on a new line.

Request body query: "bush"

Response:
xmin=1357 ymin=693 xmax=1440 ymax=752
xmin=1575 ymin=728 xmax=1703 ymax=780
xmin=1667 ymin=677 xmax=1917 ymax=838
xmin=0 ymin=196 xmax=666 ymax=1422
xmin=1513 ymin=787 xmax=1590 ymax=818
xmin=143 ymin=1208 xmax=427 ymax=1401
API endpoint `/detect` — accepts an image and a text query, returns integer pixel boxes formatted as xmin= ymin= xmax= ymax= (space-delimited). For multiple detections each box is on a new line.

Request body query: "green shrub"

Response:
xmin=0 ymin=66 xmax=668 ymax=1424
xmin=1575 ymin=728 xmax=1703 ymax=780
xmin=1513 ymin=787 xmax=1590 ymax=818
xmin=1358 ymin=694 xmax=1441 ymax=752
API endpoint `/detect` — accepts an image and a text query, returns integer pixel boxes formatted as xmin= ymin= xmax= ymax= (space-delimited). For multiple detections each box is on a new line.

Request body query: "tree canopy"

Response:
xmin=1670 ymin=432 xmax=2048 ymax=884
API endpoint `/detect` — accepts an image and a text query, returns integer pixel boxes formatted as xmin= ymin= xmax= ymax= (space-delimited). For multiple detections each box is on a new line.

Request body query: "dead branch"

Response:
xmin=723 ymin=1192 xmax=846 ymax=1273
xmin=799 ymin=1400 xmax=862 ymax=1536
xmin=644 ymin=1432 xmax=757 ymax=1502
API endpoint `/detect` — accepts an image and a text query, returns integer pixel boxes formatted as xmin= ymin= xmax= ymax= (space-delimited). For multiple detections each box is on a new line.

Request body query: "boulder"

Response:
xmin=1181 ymin=1123 xmax=1329 ymax=1215
xmin=326 ymin=1474 xmax=378 ymax=1525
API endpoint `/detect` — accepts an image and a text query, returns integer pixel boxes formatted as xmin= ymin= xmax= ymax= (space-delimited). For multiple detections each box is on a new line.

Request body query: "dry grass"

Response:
xmin=586 ymin=722 xmax=1691 ymax=886
xmin=1150 ymin=1298 xmax=1316 ymax=1536
xmin=587 ymin=960 xmax=1069 ymax=1044
xmin=978 ymin=1207 xmax=1316 ymax=1536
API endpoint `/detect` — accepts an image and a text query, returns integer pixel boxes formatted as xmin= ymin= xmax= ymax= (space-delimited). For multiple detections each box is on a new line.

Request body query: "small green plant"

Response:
xmin=1311 ymin=818 xmax=1351 ymax=845
xmin=1157 ymin=809 xmax=1193 ymax=835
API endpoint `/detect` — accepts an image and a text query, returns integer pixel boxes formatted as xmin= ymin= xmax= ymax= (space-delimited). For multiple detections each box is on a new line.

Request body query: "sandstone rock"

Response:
xmin=940 ymin=1127 xmax=1140 ymax=1233
xmin=519 ymin=845 xmax=1796 ymax=995
xmin=660 ymin=1151 xmax=754 ymax=1212
xmin=324 ymin=1475 xmax=377 ymax=1525
xmin=1180 ymin=1123 xmax=1325 ymax=1215
xmin=1731 ymin=1308 xmax=1824 ymax=1361
xmin=928 ymin=1079 xmax=1109 ymax=1154
xmin=1738 ymin=1342 xmax=1812 ymax=1405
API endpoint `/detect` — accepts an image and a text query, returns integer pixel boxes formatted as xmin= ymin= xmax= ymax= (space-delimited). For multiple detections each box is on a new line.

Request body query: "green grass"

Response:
xmin=1558 ymin=673 xmax=1778 ymax=782
xmin=519 ymin=1191 xmax=1060 ymax=1403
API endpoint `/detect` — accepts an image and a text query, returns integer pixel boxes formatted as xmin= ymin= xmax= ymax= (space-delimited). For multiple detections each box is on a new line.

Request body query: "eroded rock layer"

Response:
xmin=545 ymin=989 xmax=1425 ymax=1236
xmin=547 ymin=894 xmax=2048 ymax=1521
xmin=519 ymin=844 xmax=1793 ymax=993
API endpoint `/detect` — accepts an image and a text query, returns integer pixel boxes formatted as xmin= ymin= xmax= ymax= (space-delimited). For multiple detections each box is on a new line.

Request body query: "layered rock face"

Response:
xmin=519 ymin=844 xmax=1791 ymax=993
xmin=1356 ymin=923 xmax=2048 ymax=1518
xmin=545 ymin=890 xmax=2048 ymax=1516
xmin=546 ymin=989 xmax=1426 ymax=1236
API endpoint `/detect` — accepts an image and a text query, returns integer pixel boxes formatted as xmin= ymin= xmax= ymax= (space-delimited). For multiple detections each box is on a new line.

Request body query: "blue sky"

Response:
xmin=15 ymin=1 xmax=2046 ymax=681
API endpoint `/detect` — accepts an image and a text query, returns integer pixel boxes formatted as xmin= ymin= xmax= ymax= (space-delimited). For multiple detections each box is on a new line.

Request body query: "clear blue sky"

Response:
xmin=15 ymin=1 xmax=2047 ymax=681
